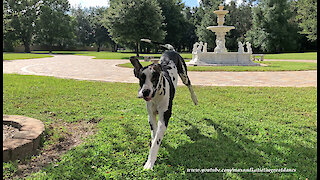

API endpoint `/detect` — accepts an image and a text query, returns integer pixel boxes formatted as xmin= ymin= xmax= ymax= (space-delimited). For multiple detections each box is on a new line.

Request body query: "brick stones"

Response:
xmin=3 ymin=115 xmax=45 ymax=162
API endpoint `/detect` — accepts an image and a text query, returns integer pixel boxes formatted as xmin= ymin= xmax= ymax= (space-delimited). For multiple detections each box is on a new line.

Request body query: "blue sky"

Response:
xmin=182 ymin=0 xmax=200 ymax=7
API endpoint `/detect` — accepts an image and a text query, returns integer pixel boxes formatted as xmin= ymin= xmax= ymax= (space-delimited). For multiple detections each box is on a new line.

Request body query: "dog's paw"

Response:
xmin=143 ymin=161 xmax=153 ymax=170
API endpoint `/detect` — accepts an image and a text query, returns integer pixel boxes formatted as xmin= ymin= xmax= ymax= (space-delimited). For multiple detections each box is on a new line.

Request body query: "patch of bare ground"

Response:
xmin=10 ymin=120 xmax=99 ymax=179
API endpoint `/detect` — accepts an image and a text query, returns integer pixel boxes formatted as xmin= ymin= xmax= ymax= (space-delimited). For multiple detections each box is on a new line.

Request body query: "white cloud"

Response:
xmin=69 ymin=0 xmax=109 ymax=8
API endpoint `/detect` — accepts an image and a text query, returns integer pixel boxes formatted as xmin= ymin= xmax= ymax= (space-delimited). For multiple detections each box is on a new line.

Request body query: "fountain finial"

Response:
xmin=218 ymin=4 xmax=224 ymax=10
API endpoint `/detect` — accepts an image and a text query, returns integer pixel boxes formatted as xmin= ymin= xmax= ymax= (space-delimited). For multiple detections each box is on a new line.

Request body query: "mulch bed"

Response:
xmin=3 ymin=124 xmax=19 ymax=143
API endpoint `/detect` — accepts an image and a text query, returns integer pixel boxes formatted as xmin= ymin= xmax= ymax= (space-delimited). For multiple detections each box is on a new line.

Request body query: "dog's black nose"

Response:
xmin=142 ymin=89 xmax=151 ymax=97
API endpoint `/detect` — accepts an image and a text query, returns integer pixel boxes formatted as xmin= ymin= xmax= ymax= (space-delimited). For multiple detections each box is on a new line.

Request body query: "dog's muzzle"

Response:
xmin=138 ymin=89 xmax=152 ymax=101
xmin=142 ymin=89 xmax=151 ymax=101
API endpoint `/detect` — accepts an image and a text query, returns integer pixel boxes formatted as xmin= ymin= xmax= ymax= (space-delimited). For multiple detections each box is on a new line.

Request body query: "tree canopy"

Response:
xmin=4 ymin=0 xmax=41 ymax=52
xmin=295 ymin=0 xmax=317 ymax=42
xmin=104 ymin=0 xmax=165 ymax=56
xmin=245 ymin=0 xmax=300 ymax=53
xmin=71 ymin=7 xmax=113 ymax=52
xmin=195 ymin=3 xmax=218 ymax=50
xmin=2 ymin=0 xmax=317 ymax=53
xmin=36 ymin=0 xmax=74 ymax=53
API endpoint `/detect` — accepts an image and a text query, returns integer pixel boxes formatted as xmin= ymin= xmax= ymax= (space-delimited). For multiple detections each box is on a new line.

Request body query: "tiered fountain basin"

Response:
xmin=188 ymin=52 xmax=260 ymax=66
xmin=207 ymin=26 xmax=235 ymax=32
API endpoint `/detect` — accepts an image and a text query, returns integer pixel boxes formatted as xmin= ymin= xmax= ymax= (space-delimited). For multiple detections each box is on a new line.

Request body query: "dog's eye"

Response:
xmin=139 ymin=73 xmax=146 ymax=87
xmin=151 ymin=72 xmax=159 ymax=81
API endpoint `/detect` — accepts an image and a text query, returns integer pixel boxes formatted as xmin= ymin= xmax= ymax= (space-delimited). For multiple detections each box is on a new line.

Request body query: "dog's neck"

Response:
xmin=155 ymin=71 xmax=163 ymax=93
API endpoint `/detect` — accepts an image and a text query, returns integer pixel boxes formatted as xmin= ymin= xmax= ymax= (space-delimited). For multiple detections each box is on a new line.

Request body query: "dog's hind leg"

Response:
xmin=143 ymin=110 xmax=169 ymax=170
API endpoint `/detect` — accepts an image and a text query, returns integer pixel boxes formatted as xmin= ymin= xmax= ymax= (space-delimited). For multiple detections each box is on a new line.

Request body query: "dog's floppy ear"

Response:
xmin=130 ymin=56 xmax=143 ymax=78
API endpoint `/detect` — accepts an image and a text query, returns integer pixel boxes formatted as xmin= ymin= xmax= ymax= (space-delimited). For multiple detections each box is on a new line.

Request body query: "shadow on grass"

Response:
xmin=163 ymin=118 xmax=315 ymax=179
xmin=29 ymin=117 xmax=315 ymax=179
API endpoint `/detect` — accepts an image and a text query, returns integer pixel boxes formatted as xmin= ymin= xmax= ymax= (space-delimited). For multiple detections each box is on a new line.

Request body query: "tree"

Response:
xmin=70 ymin=7 xmax=114 ymax=52
xmin=295 ymin=0 xmax=317 ymax=42
xmin=104 ymin=0 xmax=165 ymax=56
xmin=180 ymin=6 xmax=198 ymax=52
xmin=36 ymin=0 xmax=74 ymax=53
xmin=88 ymin=7 xmax=115 ymax=52
xmin=71 ymin=7 xmax=94 ymax=47
xmin=196 ymin=1 xmax=221 ymax=51
xmin=156 ymin=0 xmax=186 ymax=51
xmin=4 ymin=0 xmax=40 ymax=52
xmin=3 ymin=1 xmax=18 ymax=51
xmin=245 ymin=0 xmax=300 ymax=53
xmin=225 ymin=1 xmax=253 ymax=51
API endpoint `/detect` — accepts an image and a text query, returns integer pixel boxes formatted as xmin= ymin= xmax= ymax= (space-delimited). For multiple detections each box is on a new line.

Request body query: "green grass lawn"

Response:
xmin=3 ymin=74 xmax=317 ymax=179
xmin=31 ymin=50 xmax=193 ymax=60
xmin=118 ymin=61 xmax=317 ymax=72
xmin=264 ymin=52 xmax=317 ymax=60
xmin=31 ymin=51 xmax=317 ymax=60
xmin=3 ymin=53 xmax=53 ymax=60
xmin=4 ymin=51 xmax=317 ymax=61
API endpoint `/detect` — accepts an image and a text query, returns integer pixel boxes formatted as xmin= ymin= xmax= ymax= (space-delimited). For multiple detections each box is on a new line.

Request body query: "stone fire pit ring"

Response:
xmin=3 ymin=115 xmax=45 ymax=162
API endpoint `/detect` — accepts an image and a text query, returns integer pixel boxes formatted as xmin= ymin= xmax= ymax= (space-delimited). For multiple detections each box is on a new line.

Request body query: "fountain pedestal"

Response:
xmin=187 ymin=4 xmax=259 ymax=66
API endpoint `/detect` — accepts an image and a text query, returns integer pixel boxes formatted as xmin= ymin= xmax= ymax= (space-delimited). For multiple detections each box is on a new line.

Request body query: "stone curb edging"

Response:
xmin=3 ymin=115 xmax=45 ymax=162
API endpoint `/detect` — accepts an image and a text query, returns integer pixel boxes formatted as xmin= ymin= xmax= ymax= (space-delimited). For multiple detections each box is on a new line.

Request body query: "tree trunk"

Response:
xmin=177 ymin=45 xmax=181 ymax=52
xmin=97 ymin=44 xmax=101 ymax=52
xmin=49 ymin=44 xmax=53 ymax=54
xmin=113 ymin=44 xmax=117 ymax=52
xmin=135 ymin=42 xmax=140 ymax=57
xmin=24 ymin=42 xmax=31 ymax=53
xmin=139 ymin=44 xmax=143 ymax=54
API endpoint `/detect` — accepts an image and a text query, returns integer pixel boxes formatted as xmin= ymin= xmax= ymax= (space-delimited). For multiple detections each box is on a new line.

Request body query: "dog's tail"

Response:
xmin=141 ymin=39 xmax=175 ymax=51
xmin=176 ymin=55 xmax=198 ymax=105
xmin=178 ymin=70 xmax=198 ymax=106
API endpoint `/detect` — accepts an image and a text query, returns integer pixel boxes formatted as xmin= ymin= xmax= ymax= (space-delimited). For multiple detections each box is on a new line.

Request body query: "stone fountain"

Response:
xmin=187 ymin=4 xmax=259 ymax=66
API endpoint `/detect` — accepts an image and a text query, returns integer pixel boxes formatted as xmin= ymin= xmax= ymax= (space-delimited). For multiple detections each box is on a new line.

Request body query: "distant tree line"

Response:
xmin=3 ymin=0 xmax=114 ymax=53
xmin=3 ymin=0 xmax=317 ymax=54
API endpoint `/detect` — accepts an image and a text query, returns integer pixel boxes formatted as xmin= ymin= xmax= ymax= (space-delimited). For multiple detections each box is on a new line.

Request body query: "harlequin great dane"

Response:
xmin=130 ymin=39 xmax=198 ymax=170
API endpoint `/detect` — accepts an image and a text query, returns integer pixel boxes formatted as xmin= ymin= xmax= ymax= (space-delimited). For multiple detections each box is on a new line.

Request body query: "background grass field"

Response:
xmin=30 ymin=51 xmax=193 ymax=59
xmin=262 ymin=52 xmax=317 ymax=60
xmin=3 ymin=74 xmax=317 ymax=179
xmin=3 ymin=51 xmax=317 ymax=72
xmin=3 ymin=51 xmax=316 ymax=60
xmin=3 ymin=53 xmax=53 ymax=60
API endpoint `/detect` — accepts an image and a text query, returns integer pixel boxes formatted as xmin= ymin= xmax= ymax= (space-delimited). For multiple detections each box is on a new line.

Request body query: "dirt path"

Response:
xmin=3 ymin=55 xmax=317 ymax=87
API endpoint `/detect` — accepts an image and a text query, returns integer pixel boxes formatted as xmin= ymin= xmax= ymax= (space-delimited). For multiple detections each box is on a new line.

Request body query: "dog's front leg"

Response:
xmin=144 ymin=112 xmax=168 ymax=170
xmin=147 ymin=103 xmax=157 ymax=141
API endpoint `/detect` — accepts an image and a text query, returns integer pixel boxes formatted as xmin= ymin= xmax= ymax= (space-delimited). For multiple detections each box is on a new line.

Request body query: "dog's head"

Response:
xmin=130 ymin=56 xmax=162 ymax=101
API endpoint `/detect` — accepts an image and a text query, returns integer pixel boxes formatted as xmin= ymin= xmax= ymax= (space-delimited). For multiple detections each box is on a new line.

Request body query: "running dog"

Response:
xmin=130 ymin=39 xmax=198 ymax=170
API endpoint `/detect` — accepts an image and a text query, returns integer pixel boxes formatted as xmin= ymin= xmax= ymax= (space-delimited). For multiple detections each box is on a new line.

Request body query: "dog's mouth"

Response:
xmin=143 ymin=96 xmax=152 ymax=101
